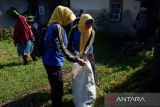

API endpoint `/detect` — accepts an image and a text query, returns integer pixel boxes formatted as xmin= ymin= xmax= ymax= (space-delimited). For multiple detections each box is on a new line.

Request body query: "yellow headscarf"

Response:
xmin=78 ymin=14 xmax=93 ymax=55
xmin=48 ymin=5 xmax=76 ymax=27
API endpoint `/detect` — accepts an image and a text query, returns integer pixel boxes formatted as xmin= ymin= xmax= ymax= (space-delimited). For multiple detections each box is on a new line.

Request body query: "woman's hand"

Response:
xmin=77 ymin=58 xmax=86 ymax=66
xmin=81 ymin=53 xmax=87 ymax=61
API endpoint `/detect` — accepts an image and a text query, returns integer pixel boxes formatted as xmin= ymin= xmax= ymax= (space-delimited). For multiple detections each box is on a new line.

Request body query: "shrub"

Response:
xmin=0 ymin=28 xmax=13 ymax=41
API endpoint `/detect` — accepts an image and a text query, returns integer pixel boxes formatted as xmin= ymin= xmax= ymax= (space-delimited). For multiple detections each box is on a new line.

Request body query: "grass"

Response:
xmin=0 ymin=40 xmax=48 ymax=104
xmin=0 ymin=34 xmax=154 ymax=107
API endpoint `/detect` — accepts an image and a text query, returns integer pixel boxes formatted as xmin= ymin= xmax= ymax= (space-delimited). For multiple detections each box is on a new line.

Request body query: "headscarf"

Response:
xmin=78 ymin=14 xmax=93 ymax=55
xmin=48 ymin=5 xmax=76 ymax=27
xmin=13 ymin=15 xmax=33 ymax=45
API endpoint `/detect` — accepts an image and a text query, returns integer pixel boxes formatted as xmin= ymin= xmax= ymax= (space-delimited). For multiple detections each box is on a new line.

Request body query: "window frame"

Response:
xmin=109 ymin=0 xmax=123 ymax=22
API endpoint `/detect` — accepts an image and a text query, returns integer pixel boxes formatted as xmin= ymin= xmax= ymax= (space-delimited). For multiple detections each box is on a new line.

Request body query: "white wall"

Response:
xmin=71 ymin=0 xmax=109 ymax=30
xmin=0 ymin=0 xmax=28 ymax=28
xmin=71 ymin=0 xmax=140 ymax=19
xmin=71 ymin=0 xmax=141 ymax=36
xmin=123 ymin=0 xmax=140 ymax=22
xmin=71 ymin=0 xmax=108 ymax=10
xmin=121 ymin=0 xmax=140 ymax=35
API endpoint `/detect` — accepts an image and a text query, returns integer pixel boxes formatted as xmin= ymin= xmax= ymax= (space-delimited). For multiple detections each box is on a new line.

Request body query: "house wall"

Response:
xmin=0 ymin=0 xmax=28 ymax=28
xmin=71 ymin=0 xmax=108 ymax=10
xmin=0 ymin=0 xmax=141 ymax=36
xmin=70 ymin=0 xmax=109 ymax=30
xmin=71 ymin=0 xmax=140 ymax=36
xmin=38 ymin=1 xmax=53 ymax=26
xmin=109 ymin=0 xmax=140 ymax=36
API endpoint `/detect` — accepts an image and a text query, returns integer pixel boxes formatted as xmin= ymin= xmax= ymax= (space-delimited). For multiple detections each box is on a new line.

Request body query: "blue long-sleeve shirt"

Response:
xmin=42 ymin=23 xmax=78 ymax=66
xmin=68 ymin=26 xmax=95 ymax=56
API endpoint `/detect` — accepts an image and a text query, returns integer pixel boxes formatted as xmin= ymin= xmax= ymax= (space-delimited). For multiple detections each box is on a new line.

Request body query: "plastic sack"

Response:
xmin=72 ymin=60 xmax=96 ymax=107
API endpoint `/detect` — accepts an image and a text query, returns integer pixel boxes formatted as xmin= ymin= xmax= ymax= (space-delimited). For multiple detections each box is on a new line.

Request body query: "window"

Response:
xmin=109 ymin=0 xmax=123 ymax=22
xmin=39 ymin=0 xmax=45 ymax=16
xmin=39 ymin=5 xmax=45 ymax=15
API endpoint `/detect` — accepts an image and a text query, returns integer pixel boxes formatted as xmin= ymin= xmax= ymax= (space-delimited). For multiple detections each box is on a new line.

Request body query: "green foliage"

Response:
xmin=0 ymin=28 xmax=13 ymax=41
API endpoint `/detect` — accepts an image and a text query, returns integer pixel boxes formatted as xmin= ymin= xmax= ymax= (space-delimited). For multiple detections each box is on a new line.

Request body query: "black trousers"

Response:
xmin=44 ymin=65 xmax=63 ymax=107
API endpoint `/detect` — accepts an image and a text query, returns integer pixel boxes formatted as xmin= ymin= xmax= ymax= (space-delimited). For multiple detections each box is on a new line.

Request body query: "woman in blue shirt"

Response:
xmin=42 ymin=5 xmax=86 ymax=107
xmin=68 ymin=14 xmax=96 ymax=79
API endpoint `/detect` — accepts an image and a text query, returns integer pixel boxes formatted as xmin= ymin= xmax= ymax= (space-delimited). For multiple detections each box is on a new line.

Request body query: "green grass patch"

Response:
xmin=0 ymin=35 xmax=154 ymax=107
